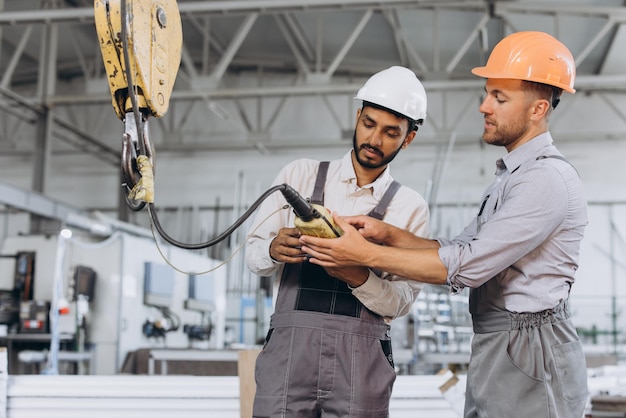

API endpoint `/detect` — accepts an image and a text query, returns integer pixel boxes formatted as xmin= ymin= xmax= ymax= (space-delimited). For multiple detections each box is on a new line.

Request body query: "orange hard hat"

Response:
xmin=472 ymin=31 xmax=576 ymax=93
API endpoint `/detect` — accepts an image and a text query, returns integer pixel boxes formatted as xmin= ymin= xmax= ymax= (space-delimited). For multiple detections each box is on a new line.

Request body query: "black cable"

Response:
xmin=116 ymin=3 xmax=310 ymax=251
xmin=120 ymin=0 xmax=147 ymax=212
xmin=120 ymin=0 xmax=145 ymax=155
xmin=147 ymin=184 xmax=296 ymax=250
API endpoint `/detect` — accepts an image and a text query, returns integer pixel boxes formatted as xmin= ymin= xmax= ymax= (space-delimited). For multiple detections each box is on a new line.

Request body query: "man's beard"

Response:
xmin=482 ymin=116 xmax=529 ymax=148
xmin=352 ymin=132 xmax=403 ymax=169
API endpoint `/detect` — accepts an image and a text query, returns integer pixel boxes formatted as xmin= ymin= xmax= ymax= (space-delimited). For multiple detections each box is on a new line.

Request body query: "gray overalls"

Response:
xmin=463 ymin=156 xmax=589 ymax=418
xmin=466 ymin=284 xmax=588 ymax=418
xmin=253 ymin=162 xmax=401 ymax=418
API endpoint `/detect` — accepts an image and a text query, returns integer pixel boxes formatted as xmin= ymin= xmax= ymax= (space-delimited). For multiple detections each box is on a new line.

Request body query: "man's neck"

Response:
xmin=351 ymin=152 xmax=386 ymax=187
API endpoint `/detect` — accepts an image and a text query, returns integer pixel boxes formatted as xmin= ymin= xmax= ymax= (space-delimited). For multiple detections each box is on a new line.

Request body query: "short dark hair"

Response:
xmin=521 ymin=80 xmax=563 ymax=109
xmin=362 ymin=100 xmax=421 ymax=132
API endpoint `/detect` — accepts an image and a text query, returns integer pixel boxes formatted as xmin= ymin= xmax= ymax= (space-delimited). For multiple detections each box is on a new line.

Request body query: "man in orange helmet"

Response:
xmin=299 ymin=31 xmax=589 ymax=417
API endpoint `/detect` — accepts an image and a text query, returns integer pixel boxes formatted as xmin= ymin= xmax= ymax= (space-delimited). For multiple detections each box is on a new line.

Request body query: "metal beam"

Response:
xmin=324 ymin=9 xmax=372 ymax=78
xmin=574 ymin=19 xmax=615 ymax=67
xmin=0 ymin=180 xmax=91 ymax=225
xmin=0 ymin=85 xmax=119 ymax=162
xmin=1 ymin=126 xmax=624 ymax=155
xmin=1 ymin=25 xmax=33 ymax=87
xmin=43 ymin=74 xmax=626 ymax=106
xmin=275 ymin=14 xmax=311 ymax=76
xmin=445 ymin=13 xmax=489 ymax=74
xmin=0 ymin=1 xmax=486 ymax=25
xmin=0 ymin=180 xmax=157 ymax=237
xmin=210 ymin=13 xmax=258 ymax=83
xmin=494 ymin=2 xmax=626 ymax=20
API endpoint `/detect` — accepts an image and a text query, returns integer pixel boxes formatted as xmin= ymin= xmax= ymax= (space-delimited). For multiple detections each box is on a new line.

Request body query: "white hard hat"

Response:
xmin=355 ymin=66 xmax=427 ymax=124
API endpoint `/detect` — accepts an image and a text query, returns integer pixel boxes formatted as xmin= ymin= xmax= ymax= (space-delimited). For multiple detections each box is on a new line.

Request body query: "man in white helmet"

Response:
xmin=245 ymin=66 xmax=430 ymax=417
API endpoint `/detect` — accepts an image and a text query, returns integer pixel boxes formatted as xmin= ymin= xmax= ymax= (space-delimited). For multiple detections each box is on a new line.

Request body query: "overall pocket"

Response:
xmin=552 ymin=340 xmax=589 ymax=403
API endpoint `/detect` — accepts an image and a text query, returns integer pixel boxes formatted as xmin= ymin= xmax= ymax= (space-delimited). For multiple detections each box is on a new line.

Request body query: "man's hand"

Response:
xmin=325 ymin=266 xmax=370 ymax=288
xmin=299 ymin=215 xmax=374 ymax=268
xmin=345 ymin=214 xmax=434 ymax=249
xmin=269 ymin=227 xmax=307 ymax=263
xmin=341 ymin=215 xmax=392 ymax=244
xmin=342 ymin=215 xmax=424 ymax=248
xmin=301 ymin=213 xmax=448 ymax=286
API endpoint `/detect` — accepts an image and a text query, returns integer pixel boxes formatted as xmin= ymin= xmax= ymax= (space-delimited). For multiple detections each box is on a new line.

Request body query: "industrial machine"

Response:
xmin=0 ymin=232 xmax=228 ymax=375
xmin=94 ymin=0 xmax=342 ymax=251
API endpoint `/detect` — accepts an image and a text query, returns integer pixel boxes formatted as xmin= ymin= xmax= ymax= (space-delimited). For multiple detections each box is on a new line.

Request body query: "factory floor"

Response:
xmin=1 ymin=348 xmax=625 ymax=418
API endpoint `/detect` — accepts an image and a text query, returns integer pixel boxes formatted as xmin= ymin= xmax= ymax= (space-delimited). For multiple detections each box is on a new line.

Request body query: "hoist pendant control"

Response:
xmin=294 ymin=204 xmax=343 ymax=238
xmin=280 ymin=184 xmax=342 ymax=238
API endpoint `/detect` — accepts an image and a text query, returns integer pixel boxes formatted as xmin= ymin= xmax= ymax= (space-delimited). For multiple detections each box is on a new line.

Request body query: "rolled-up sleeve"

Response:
xmin=245 ymin=163 xmax=300 ymax=277
xmin=246 ymin=235 xmax=280 ymax=276
xmin=437 ymin=163 xmax=568 ymax=291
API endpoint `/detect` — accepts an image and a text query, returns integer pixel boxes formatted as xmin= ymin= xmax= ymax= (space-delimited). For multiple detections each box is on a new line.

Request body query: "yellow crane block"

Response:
xmin=94 ymin=0 xmax=182 ymax=119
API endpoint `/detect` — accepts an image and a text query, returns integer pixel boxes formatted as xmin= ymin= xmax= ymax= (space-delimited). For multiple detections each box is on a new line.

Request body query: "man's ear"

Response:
xmin=402 ymin=130 xmax=417 ymax=149
xmin=531 ymin=99 xmax=550 ymax=120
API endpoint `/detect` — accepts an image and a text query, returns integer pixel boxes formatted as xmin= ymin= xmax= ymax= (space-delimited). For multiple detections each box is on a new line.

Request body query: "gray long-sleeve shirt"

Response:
xmin=437 ymin=132 xmax=588 ymax=313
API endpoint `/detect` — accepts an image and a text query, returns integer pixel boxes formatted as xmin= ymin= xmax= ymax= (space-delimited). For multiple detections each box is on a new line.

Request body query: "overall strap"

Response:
xmin=310 ymin=161 xmax=330 ymax=205
xmin=308 ymin=161 xmax=402 ymax=284
xmin=368 ymin=180 xmax=401 ymax=220
xmin=312 ymin=161 xmax=401 ymax=220
xmin=537 ymin=155 xmax=569 ymax=164
xmin=536 ymin=154 xmax=579 ymax=176
xmin=367 ymin=180 xmax=401 ymax=278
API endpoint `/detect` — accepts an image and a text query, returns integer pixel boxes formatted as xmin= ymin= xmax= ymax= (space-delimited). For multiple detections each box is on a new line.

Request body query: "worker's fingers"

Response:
xmin=298 ymin=241 xmax=335 ymax=262
xmin=336 ymin=214 xmax=385 ymax=242
xmin=277 ymin=227 xmax=301 ymax=238
xmin=270 ymin=243 xmax=307 ymax=263
xmin=270 ymin=228 xmax=307 ymax=263
xmin=301 ymin=248 xmax=338 ymax=267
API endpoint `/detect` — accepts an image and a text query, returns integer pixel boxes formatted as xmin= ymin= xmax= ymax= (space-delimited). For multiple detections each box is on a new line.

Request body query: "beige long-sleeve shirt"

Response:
xmin=245 ymin=150 xmax=430 ymax=321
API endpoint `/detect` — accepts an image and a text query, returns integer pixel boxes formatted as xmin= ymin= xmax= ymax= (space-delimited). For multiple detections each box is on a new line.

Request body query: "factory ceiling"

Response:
xmin=1 ymin=0 xmax=626 ymax=165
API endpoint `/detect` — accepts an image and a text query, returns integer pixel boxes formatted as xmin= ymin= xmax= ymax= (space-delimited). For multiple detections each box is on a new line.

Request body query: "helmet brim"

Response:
xmin=471 ymin=66 xmax=576 ymax=94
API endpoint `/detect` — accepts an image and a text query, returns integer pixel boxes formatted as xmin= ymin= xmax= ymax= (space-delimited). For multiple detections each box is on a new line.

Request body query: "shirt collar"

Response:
xmin=501 ymin=132 xmax=554 ymax=173
xmin=340 ymin=150 xmax=393 ymax=201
